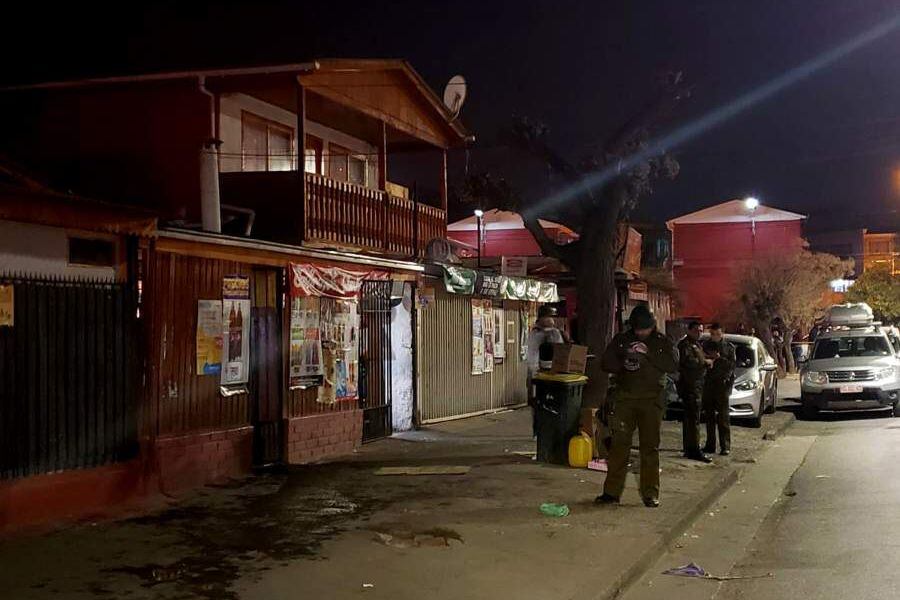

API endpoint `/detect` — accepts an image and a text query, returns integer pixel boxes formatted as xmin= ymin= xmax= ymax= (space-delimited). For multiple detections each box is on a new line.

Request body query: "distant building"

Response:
xmin=668 ymin=199 xmax=806 ymax=324
xmin=806 ymin=228 xmax=865 ymax=276
xmin=863 ymin=231 xmax=900 ymax=274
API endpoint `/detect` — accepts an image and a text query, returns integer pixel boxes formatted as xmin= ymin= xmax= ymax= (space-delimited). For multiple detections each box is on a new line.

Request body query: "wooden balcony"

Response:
xmin=219 ymin=171 xmax=446 ymax=258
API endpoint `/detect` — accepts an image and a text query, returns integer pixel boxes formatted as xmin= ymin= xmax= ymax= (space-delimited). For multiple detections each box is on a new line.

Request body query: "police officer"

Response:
xmin=702 ymin=323 xmax=736 ymax=456
xmin=677 ymin=322 xmax=713 ymax=463
xmin=595 ymin=305 xmax=678 ymax=508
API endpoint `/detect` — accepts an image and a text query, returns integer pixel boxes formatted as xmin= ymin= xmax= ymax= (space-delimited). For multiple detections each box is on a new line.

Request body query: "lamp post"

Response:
xmin=745 ymin=196 xmax=759 ymax=254
xmin=474 ymin=209 xmax=484 ymax=268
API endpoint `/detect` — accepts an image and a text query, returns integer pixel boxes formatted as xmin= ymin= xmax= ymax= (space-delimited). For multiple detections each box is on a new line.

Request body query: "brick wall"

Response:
xmin=284 ymin=410 xmax=363 ymax=464
xmin=155 ymin=426 xmax=253 ymax=494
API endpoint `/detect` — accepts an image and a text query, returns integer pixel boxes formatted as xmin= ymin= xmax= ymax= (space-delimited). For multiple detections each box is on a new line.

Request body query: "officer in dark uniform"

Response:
xmin=595 ymin=305 xmax=678 ymax=508
xmin=702 ymin=323 xmax=736 ymax=456
xmin=677 ymin=322 xmax=713 ymax=463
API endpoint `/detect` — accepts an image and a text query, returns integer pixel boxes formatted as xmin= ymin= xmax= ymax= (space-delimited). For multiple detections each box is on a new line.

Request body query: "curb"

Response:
xmin=590 ymin=411 xmax=797 ymax=600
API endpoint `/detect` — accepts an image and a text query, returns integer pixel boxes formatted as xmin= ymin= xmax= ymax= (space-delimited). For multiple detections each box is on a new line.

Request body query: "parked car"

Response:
xmin=800 ymin=325 xmax=900 ymax=419
xmin=667 ymin=334 xmax=778 ymax=428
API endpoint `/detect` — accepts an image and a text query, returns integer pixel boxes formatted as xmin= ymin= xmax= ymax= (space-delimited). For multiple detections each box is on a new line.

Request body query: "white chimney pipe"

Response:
xmin=198 ymin=76 xmax=221 ymax=233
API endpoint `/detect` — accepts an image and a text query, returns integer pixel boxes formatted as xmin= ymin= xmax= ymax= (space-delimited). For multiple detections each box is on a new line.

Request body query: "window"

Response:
xmin=241 ymin=111 xmax=295 ymax=172
xmin=304 ymin=135 xmax=323 ymax=175
xmin=868 ymin=240 xmax=892 ymax=254
xmin=68 ymin=237 xmax=116 ymax=267
xmin=328 ymin=143 xmax=367 ymax=186
xmin=813 ymin=336 xmax=891 ymax=359
xmin=348 ymin=156 xmax=366 ymax=185
xmin=328 ymin=143 xmax=349 ymax=181
xmin=735 ymin=343 xmax=756 ymax=369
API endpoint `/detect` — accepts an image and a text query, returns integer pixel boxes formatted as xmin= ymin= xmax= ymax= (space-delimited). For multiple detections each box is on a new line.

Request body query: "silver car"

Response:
xmin=668 ymin=334 xmax=778 ymax=428
xmin=800 ymin=327 xmax=900 ymax=419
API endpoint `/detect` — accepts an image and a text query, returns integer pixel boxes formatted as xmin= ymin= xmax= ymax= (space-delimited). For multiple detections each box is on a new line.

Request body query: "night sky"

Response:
xmin=3 ymin=0 xmax=900 ymax=230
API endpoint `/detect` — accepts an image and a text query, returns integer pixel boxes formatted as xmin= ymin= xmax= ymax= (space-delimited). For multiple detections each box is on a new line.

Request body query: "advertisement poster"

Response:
xmin=289 ymin=296 xmax=323 ymax=387
xmin=417 ymin=286 xmax=436 ymax=309
xmin=476 ymin=273 xmax=504 ymax=297
xmin=482 ymin=301 xmax=495 ymax=372
xmin=196 ymin=300 xmax=223 ymax=375
xmin=501 ymin=256 xmax=528 ymax=277
xmin=493 ymin=307 xmax=506 ymax=360
xmin=320 ymin=299 xmax=360 ymax=402
xmin=520 ymin=304 xmax=536 ymax=360
xmin=0 ymin=284 xmax=12 ymax=327
xmin=471 ymin=299 xmax=485 ymax=375
xmin=221 ymin=276 xmax=251 ymax=386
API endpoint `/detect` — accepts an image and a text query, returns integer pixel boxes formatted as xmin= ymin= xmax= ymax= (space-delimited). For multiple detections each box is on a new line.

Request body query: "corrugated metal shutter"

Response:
xmin=417 ymin=288 xmax=528 ymax=423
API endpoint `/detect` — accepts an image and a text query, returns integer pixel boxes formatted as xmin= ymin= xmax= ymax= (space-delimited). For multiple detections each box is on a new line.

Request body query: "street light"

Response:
xmin=745 ymin=196 xmax=759 ymax=253
xmin=474 ymin=209 xmax=484 ymax=267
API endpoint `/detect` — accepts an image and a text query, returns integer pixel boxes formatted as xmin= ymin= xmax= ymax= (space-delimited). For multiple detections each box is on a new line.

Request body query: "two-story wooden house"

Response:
xmin=0 ymin=59 xmax=469 ymax=529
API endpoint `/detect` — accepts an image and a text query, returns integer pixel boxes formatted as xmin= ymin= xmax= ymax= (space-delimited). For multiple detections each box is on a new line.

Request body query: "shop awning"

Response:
xmin=442 ymin=265 xmax=558 ymax=302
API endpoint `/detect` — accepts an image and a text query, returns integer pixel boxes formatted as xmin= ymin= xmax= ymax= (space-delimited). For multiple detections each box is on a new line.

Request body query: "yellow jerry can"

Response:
xmin=568 ymin=431 xmax=593 ymax=468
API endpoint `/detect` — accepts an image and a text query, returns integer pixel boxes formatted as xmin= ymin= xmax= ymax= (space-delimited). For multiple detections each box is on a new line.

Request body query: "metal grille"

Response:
xmin=826 ymin=370 xmax=875 ymax=382
xmin=360 ymin=280 xmax=392 ymax=441
xmin=0 ymin=277 xmax=138 ymax=479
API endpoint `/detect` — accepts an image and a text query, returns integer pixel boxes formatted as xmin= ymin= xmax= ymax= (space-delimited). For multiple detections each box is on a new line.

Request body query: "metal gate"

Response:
xmin=359 ymin=280 xmax=392 ymax=441
xmin=0 ymin=277 xmax=138 ymax=479
xmin=250 ymin=269 xmax=283 ymax=466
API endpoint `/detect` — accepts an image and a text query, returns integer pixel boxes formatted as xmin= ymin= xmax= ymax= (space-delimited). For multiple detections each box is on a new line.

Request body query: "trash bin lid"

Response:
xmin=533 ymin=372 xmax=588 ymax=384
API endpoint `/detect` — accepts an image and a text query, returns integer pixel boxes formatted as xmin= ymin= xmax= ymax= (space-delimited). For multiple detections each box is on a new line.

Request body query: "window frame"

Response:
xmin=240 ymin=110 xmax=295 ymax=172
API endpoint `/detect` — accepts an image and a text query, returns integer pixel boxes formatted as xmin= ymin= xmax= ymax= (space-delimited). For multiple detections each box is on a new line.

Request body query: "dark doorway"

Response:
xmin=250 ymin=269 xmax=283 ymax=466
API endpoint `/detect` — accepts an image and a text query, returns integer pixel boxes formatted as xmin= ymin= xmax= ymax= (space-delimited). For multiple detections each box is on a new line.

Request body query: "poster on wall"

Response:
xmin=320 ymin=299 xmax=360 ymax=402
xmin=289 ymin=296 xmax=324 ymax=387
xmin=493 ymin=307 xmax=506 ymax=360
xmin=482 ymin=301 xmax=495 ymax=372
xmin=196 ymin=300 xmax=223 ymax=375
xmin=520 ymin=304 xmax=536 ymax=360
xmin=221 ymin=276 xmax=251 ymax=386
xmin=417 ymin=286 xmax=436 ymax=309
xmin=471 ymin=299 xmax=485 ymax=375
xmin=0 ymin=284 xmax=12 ymax=327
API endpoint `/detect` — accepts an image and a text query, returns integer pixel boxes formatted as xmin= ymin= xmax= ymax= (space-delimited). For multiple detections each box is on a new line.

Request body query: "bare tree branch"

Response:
xmin=521 ymin=214 xmax=578 ymax=268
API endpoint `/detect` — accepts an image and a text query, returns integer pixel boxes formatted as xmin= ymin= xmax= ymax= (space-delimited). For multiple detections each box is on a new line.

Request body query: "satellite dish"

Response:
xmin=442 ymin=75 xmax=467 ymax=120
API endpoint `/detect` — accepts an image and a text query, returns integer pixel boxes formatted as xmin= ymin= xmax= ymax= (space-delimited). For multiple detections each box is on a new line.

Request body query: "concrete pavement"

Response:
xmin=0 ymin=384 xmax=798 ymax=600
xmin=714 ymin=407 xmax=900 ymax=599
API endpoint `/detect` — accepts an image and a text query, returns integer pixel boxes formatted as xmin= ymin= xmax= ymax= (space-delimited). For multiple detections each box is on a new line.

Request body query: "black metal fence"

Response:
xmin=0 ymin=277 xmax=138 ymax=479
xmin=360 ymin=280 xmax=393 ymax=442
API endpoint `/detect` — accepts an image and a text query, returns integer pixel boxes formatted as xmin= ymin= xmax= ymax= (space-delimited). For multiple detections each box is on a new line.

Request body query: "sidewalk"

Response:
xmin=0 ymin=402 xmax=795 ymax=600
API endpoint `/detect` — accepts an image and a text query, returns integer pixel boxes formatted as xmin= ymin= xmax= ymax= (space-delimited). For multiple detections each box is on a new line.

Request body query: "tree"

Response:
xmin=459 ymin=72 xmax=691 ymax=405
xmin=735 ymin=249 xmax=851 ymax=372
xmin=846 ymin=265 xmax=900 ymax=323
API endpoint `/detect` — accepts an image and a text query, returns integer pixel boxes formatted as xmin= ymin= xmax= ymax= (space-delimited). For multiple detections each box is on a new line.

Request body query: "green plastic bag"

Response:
xmin=539 ymin=503 xmax=570 ymax=517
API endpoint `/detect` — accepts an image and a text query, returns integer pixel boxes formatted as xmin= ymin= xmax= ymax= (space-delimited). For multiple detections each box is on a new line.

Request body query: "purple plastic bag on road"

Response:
xmin=662 ymin=562 xmax=708 ymax=578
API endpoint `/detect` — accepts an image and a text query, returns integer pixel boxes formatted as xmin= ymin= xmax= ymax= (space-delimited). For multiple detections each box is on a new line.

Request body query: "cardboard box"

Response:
xmin=552 ymin=344 xmax=588 ymax=374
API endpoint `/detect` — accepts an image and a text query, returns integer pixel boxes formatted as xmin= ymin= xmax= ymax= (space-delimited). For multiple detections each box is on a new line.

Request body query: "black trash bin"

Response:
xmin=533 ymin=372 xmax=588 ymax=464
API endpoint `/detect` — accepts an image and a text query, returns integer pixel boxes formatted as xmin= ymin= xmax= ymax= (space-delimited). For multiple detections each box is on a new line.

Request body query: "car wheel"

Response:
xmin=749 ymin=393 xmax=763 ymax=428
xmin=765 ymin=386 xmax=777 ymax=414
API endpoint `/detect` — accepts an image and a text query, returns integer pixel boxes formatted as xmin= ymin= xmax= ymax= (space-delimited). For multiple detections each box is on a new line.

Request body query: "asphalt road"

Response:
xmin=715 ymin=402 xmax=900 ymax=599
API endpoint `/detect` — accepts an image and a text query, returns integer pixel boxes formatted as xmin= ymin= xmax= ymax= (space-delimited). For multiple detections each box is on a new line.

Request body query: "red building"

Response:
xmin=668 ymin=199 xmax=806 ymax=323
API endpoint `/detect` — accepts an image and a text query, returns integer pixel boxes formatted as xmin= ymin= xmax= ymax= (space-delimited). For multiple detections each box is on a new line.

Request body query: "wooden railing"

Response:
xmin=304 ymin=172 xmax=446 ymax=258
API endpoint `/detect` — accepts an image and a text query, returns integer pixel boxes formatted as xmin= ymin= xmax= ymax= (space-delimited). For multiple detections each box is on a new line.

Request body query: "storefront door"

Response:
xmin=250 ymin=269 xmax=283 ymax=465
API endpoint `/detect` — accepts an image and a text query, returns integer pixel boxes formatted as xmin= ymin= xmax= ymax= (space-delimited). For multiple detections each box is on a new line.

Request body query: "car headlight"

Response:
xmin=734 ymin=379 xmax=759 ymax=391
xmin=875 ymin=366 xmax=897 ymax=380
xmin=804 ymin=371 xmax=828 ymax=385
